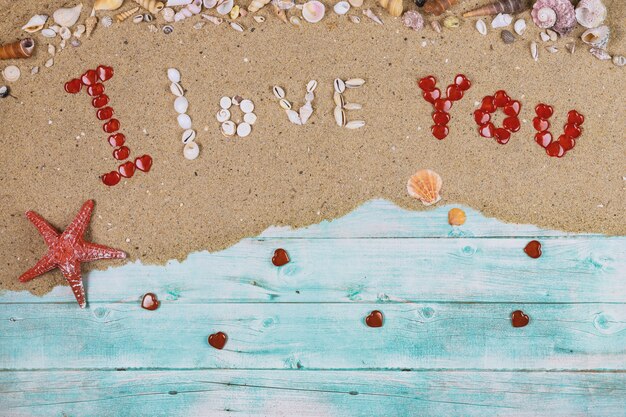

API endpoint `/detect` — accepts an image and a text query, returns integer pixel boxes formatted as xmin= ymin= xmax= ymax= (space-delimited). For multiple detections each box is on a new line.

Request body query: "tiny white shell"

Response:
xmin=279 ymin=98 xmax=292 ymax=110
xmin=273 ymin=85 xmax=285 ymax=99
xmin=133 ymin=14 xmax=144 ymax=23
xmin=41 ymin=28 xmax=57 ymax=37
xmin=2 ymin=66 xmax=21 ymax=82
xmin=243 ymin=112 xmax=257 ymax=125
xmin=514 ymin=19 xmax=526 ymax=36
xmin=475 ymin=19 xmax=487 ymax=35
xmin=177 ymin=114 xmax=192 ymax=129
xmin=183 ymin=141 xmax=200 ymax=160
xmin=530 ymin=41 xmax=539 ymax=61
xmin=334 ymin=1 xmax=350 ymax=15
xmin=306 ymin=80 xmax=317 ymax=93
xmin=221 ymin=120 xmax=236 ymax=136
xmin=299 ymin=102 xmax=313 ymax=124
xmin=613 ymin=55 xmax=626 ymax=67
xmin=220 ymin=96 xmax=232 ymax=109
xmin=216 ymin=109 xmax=231 ymax=122
xmin=345 ymin=78 xmax=365 ymax=88
xmin=334 ymin=78 xmax=346 ymax=93
xmin=230 ymin=21 xmax=244 ymax=32
xmin=167 ymin=68 xmax=181 ymax=83
xmin=334 ymin=106 xmax=346 ymax=127
xmin=182 ymin=129 xmax=196 ymax=143
xmin=174 ymin=96 xmax=189 ymax=114
xmin=305 ymin=91 xmax=314 ymax=102
xmin=101 ymin=16 xmax=113 ymax=27
xmin=216 ymin=0 xmax=234 ymax=15
xmin=203 ymin=0 xmax=218 ymax=7
xmin=22 ymin=14 xmax=49 ymax=33
xmin=253 ymin=15 xmax=266 ymax=23
xmin=540 ymin=31 xmax=550 ymax=42
xmin=73 ymin=24 xmax=85 ymax=37
xmin=170 ymin=82 xmax=184 ymax=97
xmin=231 ymin=95 xmax=243 ymax=105
xmin=333 ymin=91 xmax=345 ymax=107
xmin=343 ymin=102 xmax=362 ymax=110
xmin=240 ymin=99 xmax=254 ymax=113
xmin=236 ymin=122 xmax=252 ymax=137
xmin=44 ymin=58 xmax=54 ymax=68
xmin=59 ymin=26 xmax=71 ymax=40
xmin=48 ymin=44 xmax=56 ymax=55
xmin=286 ymin=109 xmax=302 ymax=125
xmin=491 ymin=13 xmax=512 ymax=29
xmin=162 ymin=7 xmax=175 ymax=21
xmin=345 ymin=120 xmax=365 ymax=129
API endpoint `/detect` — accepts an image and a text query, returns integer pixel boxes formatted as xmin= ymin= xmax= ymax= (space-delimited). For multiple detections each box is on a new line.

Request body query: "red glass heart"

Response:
xmin=446 ymin=84 xmax=463 ymax=101
xmin=64 ymin=78 xmax=82 ymax=94
xmin=365 ymin=310 xmax=384 ymax=328
xmin=431 ymin=125 xmax=449 ymax=140
xmin=101 ymin=171 xmax=121 ymax=186
xmin=208 ymin=332 xmax=227 ymax=349
xmin=135 ymin=155 xmax=153 ymax=172
xmin=524 ymin=240 xmax=542 ymax=258
xmin=504 ymin=100 xmax=521 ymax=116
xmin=103 ymin=119 xmax=120 ymax=133
xmin=535 ymin=103 xmax=553 ymax=119
xmin=479 ymin=122 xmax=495 ymax=138
xmin=511 ymin=310 xmax=530 ymax=328
xmin=418 ymin=75 xmax=437 ymax=92
xmin=96 ymin=106 xmax=114 ymax=120
xmin=494 ymin=128 xmax=511 ymax=144
xmin=272 ymin=248 xmax=290 ymax=266
xmin=108 ymin=133 xmax=126 ymax=147
xmin=113 ymin=146 xmax=130 ymax=161
xmin=141 ymin=293 xmax=159 ymax=310
xmin=92 ymin=94 xmax=109 ymax=108
xmin=532 ymin=117 xmax=550 ymax=132
xmin=534 ymin=131 xmax=552 ymax=148
xmin=97 ymin=65 xmax=114 ymax=82
xmin=432 ymin=111 xmax=450 ymax=125
xmin=422 ymin=88 xmax=441 ymax=104
xmin=564 ymin=123 xmax=582 ymax=139
xmin=480 ymin=96 xmax=496 ymax=113
xmin=434 ymin=98 xmax=452 ymax=112
xmin=473 ymin=109 xmax=490 ymax=125
xmin=454 ymin=74 xmax=471 ymax=91
xmin=558 ymin=134 xmax=576 ymax=151
xmin=81 ymin=69 xmax=98 ymax=86
xmin=493 ymin=90 xmax=510 ymax=107
xmin=503 ymin=116 xmax=521 ymax=132
xmin=118 ymin=161 xmax=136 ymax=178
xmin=546 ymin=142 xmax=565 ymax=157
xmin=567 ymin=110 xmax=584 ymax=126
xmin=87 ymin=83 xmax=105 ymax=97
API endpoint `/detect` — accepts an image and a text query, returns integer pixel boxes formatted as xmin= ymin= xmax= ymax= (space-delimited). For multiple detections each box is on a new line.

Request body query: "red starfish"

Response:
xmin=19 ymin=200 xmax=126 ymax=308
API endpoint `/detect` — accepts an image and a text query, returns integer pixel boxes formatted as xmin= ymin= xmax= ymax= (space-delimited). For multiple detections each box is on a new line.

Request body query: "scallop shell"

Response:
xmin=448 ymin=208 xmax=466 ymax=226
xmin=334 ymin=1 xmax=351 ymax=15
xmin=407 ymin=169 xmax=442 ymax=206
xmin=22 ymin=15 xmax=48 ymax=33
xmin=501 ymin=29 xmax=515 ymax=44
xmin=53 ymin=4 xmax=83 ymax=28
xmin=94 ymin=0 xmax=125 ymax=11
xmin=402 ymin=10 xmax=424 ymax=31
xmin=531 ymin=0 xmax=575 ymax=35
xmin=302 ymin=1 xmax=325 ymax=23
xmin=581 ymin=25 xmax=609 ymax=50
xmin=575 ymin=0 xmax=606 ymax=29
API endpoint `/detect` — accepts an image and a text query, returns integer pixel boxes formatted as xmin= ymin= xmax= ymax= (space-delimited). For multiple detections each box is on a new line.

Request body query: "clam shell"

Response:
xmin=348 ymin=0 xmax=363 ymax=6
xmin=334 ymin=106 xmax=346 ymax=127
xmin=53 ymin=4 xmax=83 ymax=28
xmin=448 ymin=208 xmax=466 ymax=226
xmin=475 ymin=19 xmax=487 ymax=35
xmin=216 ymin=0 xmax=234 ymax=15
xmin=334 ymin=1 xmax=350 ymax=15
xmin=273 ymin=86 xmax=285 ymax=99
xmin=220 ymin=96 xmax=232 ymax=109
xmin=183 ymin=141 xmax=200 ymax=160
xmin=243 ymin=112 xmax=257 ymax=125
xmin=94 ymin=0 xmax=125 ymax=11
xmin=501 ymin=29 xmax=515 ymax=44
xmin=240 ymin=99 xmax=254 ymax=113
xmin=513 ymin=18 xmax=526 ymax=36
xmin=41 ymin=28 xmax=57 ymax=38
xmin=101 ymin=16 xmax=113 ymax=27
xmin=581 ymin=25 xmax=609 ymax=50
xmin=182 ymin=129 xmax=196 ymax=143
xmin=2 ymin=66 xmax=21 ymax=83
xmin=22 ymin=15 xmax=48 ymax=33
xmin=407 ymin=169 xmax=442 ymax=206
xmin=491 ymin=13 xmax=512 ymax=28
xmin=345 ymin=120 xmax=365 ymax=129
xmin=575 ymin=0 xmax=606 ymax=29
xmin=302 ymin=0 xmax=325 ymax=23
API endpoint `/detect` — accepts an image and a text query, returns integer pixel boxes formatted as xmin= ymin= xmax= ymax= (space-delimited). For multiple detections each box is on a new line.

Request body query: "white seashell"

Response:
xmin=243 ymin=112 xmax=257 ymax=125
xmin=334 ymin=1 xmax=350 ymax=15
xmin=216 ymin=108 xmax=231 ymax=122
xmin=349 ymin=0 xmax=363 ymax=6
xmin=166 ymin=0 xmax=192 ymax=5
xmin=203 ymin=0 xmax=218 ymax=7
xmin=162 ymin=7 xmax=175 ymax=21
xmin=59 ymin=39 xmax=66 ymax=49
xmin=290 ymin=16 xmax=301 ymax=26
xmin=42 ymin=28 xmax=57 ymax=37
xmin=193 ymin=22 xmax=205 ymax=29
xmin=167 ymin=68 xmax=181 ymax=83
xmin=217 ymin=0 xmax=234 ymax=15
xmin=53 ymin=4 xmax=83 ymax=28
xmin=581 ymin=25 xmax=609 ymax=50
xmin=188 ymin=3 xmax=202 ymax=14
xmin=345 ymin=78 xmax=365 ymax=88
xmin=343 ymin=102 xmax=362 ymax=110
xmin=182 ymin=129 xmax=196 ymax=143
xmin=299 ymin=102 xmax=313 ymax=124
xmin=305 ymin=91 xmax=314 ymax=102
xmin=177 ymin=114 xmax=192 ymax=129
xmin=148 ymin=24 xmax=158 ymax=32
xmin=530 ymin=41 xmax=539 ymax=61
xmin=345 ymin=120 xmax=365 ymax=129
xmin=133 ymin=14 xmax=144 ymax=23
xmin=306 ymin=80 xmax=318 ymax=93
xmin=491 ymin=13 xmax=512 ymax=29
xmin=170 ymin=82 xmax=184 ymax=97
xmin=274 ymin=0 xmax=295 ymax=10
xmin=221 ymin=121 xmax=236 ymax=136
xmin=540 ymin=31 xmax=550 ymax=42
xmin=3 ymin=66 xmax=21 ymax=82
xmin=334 ymin=78 xmax=346 ymax=93
xmin=545 ymin=45 xmax=558 ymax=53
xmin=183 ymin=141 xmax=200 ymax=160
xmin=48 ymin=44 xmax=56 ymax=55
xmin=475 ymin=19 xmax=487 ymax=35
xmin=22 ymin=15 xmax=48 ymax=33
xmin=565 ymin=41 xmax=575 ymax=54
xmin=71 ymin=39 xmax=81 ymax=47
xmin=612 ymin=55 xmax=626 ymax=67
xmin=50 ymin=25 xmax=61 ymax=33
xmin=589 ymin=47 xmax=610 ymax=61
xmin=349 ymin=15 xmax=361 ymax=24
xmin=74 ymin=24 xmax=86 ymax=37
xmin=253 ymin=15 xmax=266 ymax=23
xmin=273 ymin=86 xmax=285 ymax=99
xmin=219 ymin=96 xmax=232 ymax=109
xmin=240 ymin=99 xmax=254 ymax=113
xmin=31 ymin=66 xmax=39 ymax=75
xmin=230 ymin=22 xmax=244 ymax=32
xmin=334 ymin=106 xmax=346 ymax=127
xmin=286 ymin=109 xmax=302 ymax=125
xmin=302 ymin=0 xmax=325 ymax=23
xmin=236 ymin=122 xmax=252 ymax=137
xmin=575 ymin=0 xmax=606 ymax=29
xmin=101 ymin=15 xmax=113 ymax=27
xmin=174 ymin=96 xmax=189 ymax=114
xmin=546 ymin=29 xmax=558 ymax=41
xmin=362 ymin=8 xmax=382 ymax=25
xmin=279 ymin=98 xmax=292 ymax=110
xmin=333 ymin=91 xmax=345 ymax=107
xmin=514 ymin=19 xmax=526 ymax=36
xmin=59 ymin=26 xmax=72 ymax=40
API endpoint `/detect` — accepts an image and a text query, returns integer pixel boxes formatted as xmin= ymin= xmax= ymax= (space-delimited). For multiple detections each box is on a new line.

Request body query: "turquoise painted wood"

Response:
xmin=2 ymin=370 xmax=626 ymax=417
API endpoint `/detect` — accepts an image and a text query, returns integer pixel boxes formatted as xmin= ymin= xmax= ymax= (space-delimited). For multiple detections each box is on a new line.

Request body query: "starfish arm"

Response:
xmin=25 ymin=211 xmax=60 ymax=247
xmin=78 ymin=241 xmax=127 ymax=262
xmin=59 ymin=260 xmax=87 ymax=308
xmin=61 ymin=200 xmax=95 ymax=243
xmin=19 ymin=253 xmax=56 ymax=282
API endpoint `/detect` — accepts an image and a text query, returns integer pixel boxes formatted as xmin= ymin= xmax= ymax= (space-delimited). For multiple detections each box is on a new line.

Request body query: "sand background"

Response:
xmin=0 ymin=0 xmax=624 ymax=295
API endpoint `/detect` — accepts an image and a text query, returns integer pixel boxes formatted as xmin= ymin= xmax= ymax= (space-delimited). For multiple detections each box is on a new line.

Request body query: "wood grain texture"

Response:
xmin=2 ymin=370 xmax=626 ymax=417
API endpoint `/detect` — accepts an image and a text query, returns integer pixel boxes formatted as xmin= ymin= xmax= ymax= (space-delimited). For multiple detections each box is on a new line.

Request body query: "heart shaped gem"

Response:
xmin=418 ymin=75 xmax=437 ymax=92
xmin=534 ymin=131 xmax=552 ymax=148
xmin=365 ymin=310 xmax=384 ymax=328
xmin=135 ymin=154 xmax=153 ymax=172
xmin=454 ymin=74 xmax=471 ymax=91
xmin=479 ymin=122 xmax=495 ymax=138
xmin=567 ymin=110 xmax=584 ymax=126
xmin=434 ymin=98 xmax=452 ymax=113
xmin=272 ymin=248 xmax=290 ymax=266
xmin=431 ymin=124 xmax=449 ymax=140
xmin=494 ymin=127 xmax=511 ymax=144
xmin=103 ymin=119 xmax=120 ymax=133
xmin=524 ymin=240 xmax=542 ymax=258
xmin=81 ymin=69 xmax=98 ymax=86
xmin=535 ymin=103 xmax=553 ymax=119
xmin=503 ymin=100 xmax=521 ymax=116
xmin=503 ymin=116 xmax=521 ymax=132
xmin=473 ymin=109 xmax=490 ymax=125
xmin=532 ymin=117 xmax=550 ymax=132
xmin=480 ymin=96 xmax=496 ymax=113
xmin=97 ymin=65 xmax=114 ymax=82
xmin=118 ymin=161 xmax=136 ymax=178
xmin=511 ymin=310 xmax=529 ymax=328
xmin=558 ymin=134 xmax=575 ymax=151
xmin=208 ymin=332 xmax=227 ymax=349
xmin=493 ymin=90 xmax=510 ymax=107
xmin=432 ymin=111 xmax=450 ymax=125
xmin=101 ymin=171 xmax=121 ymax=186
xmin=96 ymin=106 xmax=114 ymax=121
xmin=87 ymin=83 xmax=105 ymax=97
xmin=108 ymin=133 xmax=126 ymax=147
xmin=141 ymin=293 xmax=159 ymax=310
xmin=64 ymin=78 xmax=82 ymax=94
xmin=546 ymin=142 xmax=565 ymax=157
xmin=446 ymin=84 xmax=463 ymax=101
xmin=92 ymin=94 xmax=109 ymax=108
xmin=564 ymin=123 xmax=582 ymax=139
xmin=422 ymin=88 xmax=441 ymax=104
xmin=113 ymin=146 xmax=130 ymax=161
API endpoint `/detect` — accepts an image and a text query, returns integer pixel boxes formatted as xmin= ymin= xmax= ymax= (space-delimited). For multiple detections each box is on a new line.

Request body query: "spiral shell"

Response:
xmin=248 ymin=0 xmax=271 ymax=12
xmin=423 ymin=0 xmax=458 ymax=16
xmin=117 ymin=7 xmax=140 ymax=22
xmin=575 ymin=0 xmax=606 ymax=29
xmin=0 ymin=38 xmax=35 ymax=60
xmin=407 ymin=169 xmax=442 ymax=206
xmin=85 ymin=15 xmax=98 ymax=37
xmin=463 ymin=0 xmax=527 ymax=18
xmin=402 ymin=10 xmax=424 ymax=31
xmin=531 ymin=0 xmax=575 ymax=35
xmin=133 ymin=0 xmax=165 ymax=13
xmin=94 ymin=0 xmax=125 ymax=11
xmin=581 ymin=25 xmax=609 ymax=50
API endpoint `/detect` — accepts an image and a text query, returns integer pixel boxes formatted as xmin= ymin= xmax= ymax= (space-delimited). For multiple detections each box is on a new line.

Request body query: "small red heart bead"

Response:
xmin=365 ymin=310 xmax=384 ymax=328
xmin=503 ymin=116 xmax=521 ymax=132
xmin=103 ymin=119 xmax=120 ymax=133
xmin=434 ymin=98 xmax=452 ymax=113
xmin=208 ymin=332 xmax=227 ymax=349
xmin=479 ymin=122 xmax=495 ymax=138
xmin=87 ymin=83 xmax=105 ymax=97
xmin=567 ymin=110 xmax=584 ymax=126
xmin=272 ymin=248 xmax=290 ymax=266
xmin=473 ymin=109 xmax=490 ymax=125
xmin=564 ymin=123 xmax=582 ymax=139
xmin=446 ymin=84 xmax=463 ymax=101
xmin=113 ymin=146 xmax=130 ymax=161
xmin=532 ymin=117 xmax=550 ymax=132
xmin=454 ymin=74 xmax=471 ymax=91
xmin=511 ymin=310 xmax=530 ymax=328
xmin=101 ymin=171 xmax=121 ymax=186
xmin=135 ymin=154 xmax=153 ymax=172
xmin=431 ymin=124 xmax=449 ymax=140
xmin=96 ymin=106 xmax=114 ymax=120
xmin=535 ymin=103 xmax=553 ymax=119
xmin=118 ymin=161 xmax=136 ymax=178
xmin=494 ymin=128 xmax=511 ymax=144
xmin=92 ymin=94 xmax=109 ymax=108
xmin=524 ymin=240 xmax=542 ymax=258
xmin=504 ymin=100 xmax=521 ymax=117
xmin=418 ymin=75 xmax=437 ymax=92
xmin=423 ymin=88 xmax=441 ymax=104
xmin=64 ymin=78 xmax=82 ymax=94
xmin=480 ymin=96 xmax=496 ymax=113
xmin=493 ymin=90 xmax=510 ymax=107
xmin=96 ymin=65 xmax=114 ymax=82
xmin=546 ymin=142 xmax=565 ymax=157
xmin=81 ymin=69 xmax=98 ymax=86
xmin=108 ymin=133 xmax=126 ymax=147
xmin=534 ymin=131 xmax=552 ymax=148
xmin=558 ymin=134 xmax=576 ymax=151
xmin=432 ymin=111 xmax=450 ymax=125
xmin=141 ymin=293 xmax=159 ymax=310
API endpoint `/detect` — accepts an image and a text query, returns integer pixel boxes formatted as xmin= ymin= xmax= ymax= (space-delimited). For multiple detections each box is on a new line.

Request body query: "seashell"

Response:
xmin=2 ymin=66 xmax=21 ymax=82
xmin=379 ymin=0 xmax=389 ymax=7
xmin=423 ymin=0 xmax=457 ymax=16
xmin=31 ymin=66 xmax=39 ymax=74
xmin=299 ymin=102 xmax=313 ymax=124
xmin=243 ymin=112 xmax=257 ymax=124
xmin=204 ymin=0 xmax=218 ymax=7
xmin=386 ymin=0 xmax=403 ymax=17
xmin=343 ymin=102 xmax=362 ymax=110
xmin=279 ymin=98 xmax=292 ymax=110
xmin=170 ymin=82 xmax=184 ymax=96
xmin=174 ymin=96 xmax=189 ymax=113
xmin=430 ymin=19 xmax=441 ymax=32
xmin=133 ymin=14 xmax=145 ymax=23
xmin=148 ymin=23 xmax=158 ymax=32
xmin=334 ymin=106 xmax=346 ymax=127
xmin=545 ymin=45 xmax=558 ymax=53
xmin=117 ymin=7 xmax=140 ymax=22
xmin=402 ymin=10 xmax=424 ymax=31
xmin=71 ymin=39 xmax=81 ymax=47
xmin=59 ymin=26 xmax=72 ymax=40
xmin=345 ymin=78 xmax=365 ymax=88
xmin=248 ymin=0 xmax=271 ymax=12
xmin=0 ymin=38 xmax=35 ymax=60
xmin=581 ymin=25 xmax=609 ymax=50
xmin=202 ymin=14 xmax=223 ymax=24
xmin=443 ymin=15 xmax=460 ymax=28
xmin=539 ymin=31 xmax=550 ymax=42
xmin=60 ymin=39 xmax=66 ymax=50
xmin=273 ymin=85 xmax=285 ymax=99
xmin=565 ymin=41 xmax=575 ymax=54
xmin=177 ymin=113 xmax=192 ymax=129
xmin=290 ymin=16 xmax=301 ymax=26
xmin=230 ymin=22 xmax=245 ymax=32
xmin=272 ymin=4 xmax=288 ymax=22
xmin=22 ymin=15 xmax=48 ymax=33
xmin=74 ymin=24 xmax=86 ymax=37
xmin=236 ymin=122 xmax=252 ymax=137
xmin=50 ymin=25 xmax=61 ymax=33
xmin=463 ymin=0 xmax=526 ymax=18
xmin=349 ymin=15 xmax=361 ymax=23
xmin=273 ymin=0 xmax=295 ymax=10
xmin=48 ymin=44 xmax=56 ymax=55
xmin=133 ymin=0 xmax=165 ymax=13
xmin=363 ymin=8 xmax=383 ymax=25
xmin=491 ymin=13 xmax=512 ymax=28
xmin=475 ymin=19 xmax=487 ymax=35
xmin=94 ymin=0 xmax=125 ymax=11
xmin=307 ymin=80 xmax=317 ymax=92
xmin=216 ymin=109 xmax=230 ymax=122
xmin=230 ymin=5 xmax=240 ymax=19
xmin=253 ymin=15 xmax=266 ymax=22
xmin=144 ymin=13 xmax=155 ymax=22
xmin=53 ymin=4 xmax=83 ymax=28
xmin=546 ymin=29 xmax=558 ymax=41
xmin=513 ymin=18 xmax=526 ymax=36
xmin=305 ymin=92 xmax=314 ymax=103
xmin=612 ymin=55 xmax=626 ymax=67
xmin=193 ymin=21 xmax=205 ymax=29
xmin=589 ymin=47 xmax=610 ymax=61
xmin=286 ymin=109 xmax=302 ymax=125
xmin=448 ymin=208 xmax=466 ymax=226
xmin=302 ymin=1 xmax=325 ymax=23
xmin=349 ymin=0 xmax=363 ymax=6
xmin=84 ymin=14 xmax=97 ymax=37
xmin=240 ymin=99 xmax=254 ymax=113
xmin=217 ymin=0 xmax=234 ymax=15
xmin=220 ymin=96 xmax=232 ymax=109
xmin=345 ymin=120 xmax=365 ymax=129
xmin=334 ymin=78 xmax=346 ymax=93
xmin=575 ymin=0 xmax=606 ymax=29
xmin=221 ymin=121 xmax=236 ymax=136
xmin=334 ymin=1 xmax=351 ymax=15
xmin=101 ymin=15 xmax=113 ymax=27
xmin=333 ymin=91 xmax=345 ymax=107
xmin=407 ymin=169 xmax=442 ymax=206
xmin=231 ymin=95 xmax=243 ymax=106
xmin=166 ymin=0 xmax=192 ymax=5
xmin=42 ymin=28 xmax=57 ymax=37
xmin=530 ymin=41 xmax=538 ymax=61
xmin=183 ymin=141 xmax=200 ymax=160
xmin=501 ymin=29 xmax=515 ymax=44
xmin=531 ymin=0 xmax=575 ymax=35
xmin=162 ymin=7 xmax=175 ymax=21
xmin=45 ymin=58 xmax=54 ymax=68
xmin=163 ymin=24 xmax=174 ymax=33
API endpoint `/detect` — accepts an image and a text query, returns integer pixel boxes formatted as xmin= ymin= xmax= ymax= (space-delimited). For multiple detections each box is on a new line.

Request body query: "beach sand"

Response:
xmin=0 ymin=0 xmax=624 ymax=295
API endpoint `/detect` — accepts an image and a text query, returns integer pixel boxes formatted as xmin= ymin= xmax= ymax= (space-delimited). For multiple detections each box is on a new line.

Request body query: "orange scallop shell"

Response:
xmin=407 ymin=169 xmax=442 ymax=206
xmin=448 ymin=208 xmax=466 ymax=226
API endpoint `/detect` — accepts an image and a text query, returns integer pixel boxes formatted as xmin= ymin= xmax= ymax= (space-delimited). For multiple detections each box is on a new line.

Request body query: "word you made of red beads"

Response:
xmin=474 ymin=90 xmax=521 ymax=145
xmin=418 ymin=74 xmax=471 ymax=140
xmin=533 ymin=104 xmax=585 ymax=158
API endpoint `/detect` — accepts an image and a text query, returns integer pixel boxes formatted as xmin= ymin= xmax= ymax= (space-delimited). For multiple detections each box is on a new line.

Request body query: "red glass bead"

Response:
xmin=535 ymin=131 xmax=552 ymax=148
xmin=64 ymin=78 xmax=82 ymax=94
xmin=558 ymin=134 xmax=576 ymax=151
xmin=479 ymin=122 xmax=495 ymax=138
xmin=567 ymin=110 xmax=584 ymax=126
xmin=494 ymin=128 xmax=511 ymax=144
xmin=546 ymin=142 xmax=565 ymax=157
xmin=431 ymin=125 xmax=449 ymax=140
xmin=108 ymin=133 xmax=126 ymax=147
xmin=96 ymin=106 xmax=114 ymax=120
xmin=532 ymin=117 xmax=550 ymax=132
xmin=92 ymin=94 xmax=109 ymax=108
xmin=480 ymin=96 xmax=496 ymax=113
xmin=81 ymin=69 xmax=98 ymax=86
xmin=113 ymin=146 xmax=130 ymax=161
xmin=434 ymin=98 xmax=452 ymax=112
xmin=454 ymin=74 xmax=471 ymax=91
xmin=418 ymin=75 xmax=437 ymax=92
xmin=564 ymin=123 xmax=582 ymax=139
xmin=504 ymin=100 xmax=521 ymax=117
xmin=423 ymin=88 xmax=441 ymax=104
xmin=493 ymin=90 xmax=510 ymax=107
xmin=87 ymin=83 xmax=105 ymax=97
xmin=103 ymin=119 xmax=120 ymax=133
xmin=96 ymin=65 xmax=114 ymax=82
xmin=446 ymin=84 xmax=463 ymax=101
xmin=503 ymin=116 xmax=521 ymax=132
xmin=432 ymin=111 xmax=450 ymax=125
xmin=474 ymin=109 xmax=490 ymax=125
xmin=101 ymin=171 xmax=121 ymax=186
xmin=535 ymin=103 xmax=553 ymax=119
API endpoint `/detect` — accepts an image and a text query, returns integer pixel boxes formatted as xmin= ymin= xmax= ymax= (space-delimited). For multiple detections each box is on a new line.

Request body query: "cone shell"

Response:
xmin=248 ymin=0 xmax=271 ymax=12
xmin=407 ymin=169 xmax=442 ymax=206
xmin=85 ymin=15 xmax=98 ymax=37
xmin=581 ymin=25 xmax=609 ymax=50
xmin=448 ymin=208 xmax=466 ymax=226
xmin=423 ymin=0 xmax=458 ymax=16
xmin=93 ymin=0 xmax=125 ymax=11
xmin=117 ymin=7 xmax=140 ymax=22
xmin=0 ymin=38 xmax=35 ymax=60
xmin=463 ymin=0 xmax=527 ymax=18
xmin=531 ymin=0 xmax=575 ymax=35
xmin=133 ymin=0 xmax=165 ymax=13
xmin=575 ymin=0 xmax=606 ymax=29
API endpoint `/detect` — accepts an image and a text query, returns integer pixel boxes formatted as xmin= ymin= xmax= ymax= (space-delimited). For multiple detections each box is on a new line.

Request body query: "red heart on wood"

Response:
xmin=97 ymin=65 xmax=114 ymax=82
xmin=208 ymin=332 xmax=227 ymax=349
xmin=135 ymin=155 xmax=153 ymax=172
xmin=64 ymin=78 xmax=82 ymax=94
xmin=365 ymin=310 xmax=384 ymax=328
xmin=108 ymin=133 xmax=126 ymax=147
xmin=511 ymin=310 xmax=529 ymax=328
xmin=101 ymin=171 xmax=121 ymax=186
xmin=118 ymin=161 xmax=135 ymax=178
xmin=92 ymin=94 xmax=109 ymax=108
xmin=113 ymin=146 xmax=130 ymax=161
xmin=81 ymin=69 xmax=98 ymax=86
xmin=524 ymin=240 xmax=542 ymax=258
xmin=272 ymin=248 xmax=290 ymax=266
xmin=141 ymin=293 xmax=159 ymax=310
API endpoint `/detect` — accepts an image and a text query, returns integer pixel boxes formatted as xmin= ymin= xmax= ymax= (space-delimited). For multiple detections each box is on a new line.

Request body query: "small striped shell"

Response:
xmin=407 ymin=169 xmax=442 ymax=206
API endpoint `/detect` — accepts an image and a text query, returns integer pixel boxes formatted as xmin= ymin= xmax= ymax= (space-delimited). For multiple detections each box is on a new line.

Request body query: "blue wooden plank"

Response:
xmin=2 ymin=302 xmax=625 ymax=370
xmin=2 ymin=370 xmax=625 ymax=417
